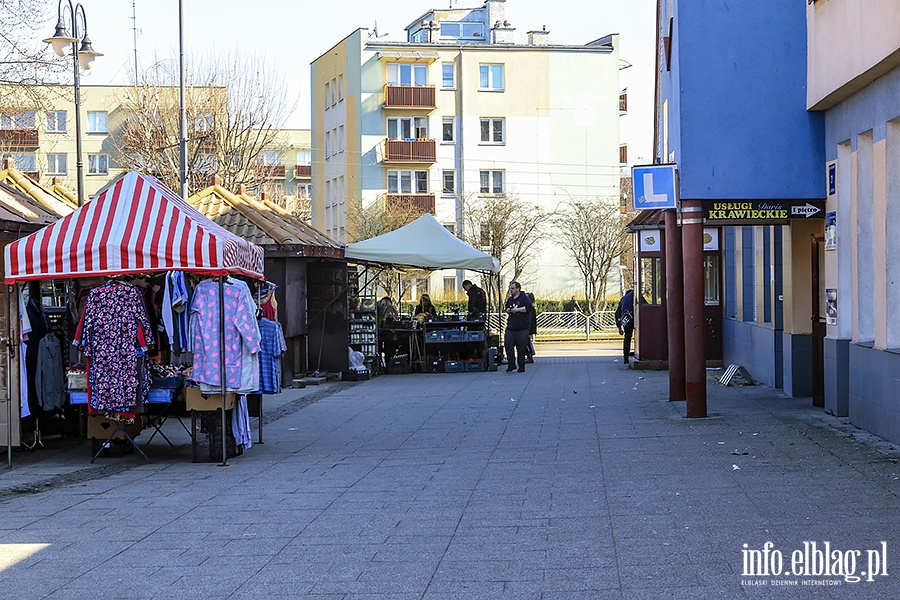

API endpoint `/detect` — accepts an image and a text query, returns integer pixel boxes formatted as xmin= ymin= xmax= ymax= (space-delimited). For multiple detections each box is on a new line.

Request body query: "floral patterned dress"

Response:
xmin=75 ymin=282 xmax=153 ymax=413
xmin=189 ymin=279 xmax=261 ymax=390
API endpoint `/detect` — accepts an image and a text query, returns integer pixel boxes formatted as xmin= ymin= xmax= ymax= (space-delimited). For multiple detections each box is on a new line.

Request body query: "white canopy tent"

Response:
xmin=344 ymin=213 xmax=500 ymax=273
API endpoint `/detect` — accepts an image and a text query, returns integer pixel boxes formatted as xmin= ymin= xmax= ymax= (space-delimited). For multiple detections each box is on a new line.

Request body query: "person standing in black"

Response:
xmin=504 ymin=281 xmax=533 ymax=372
xmin=616 ymin=289 xmax=635 ymax=365
xmin=462 ymin=280 xmax=486 ymax=319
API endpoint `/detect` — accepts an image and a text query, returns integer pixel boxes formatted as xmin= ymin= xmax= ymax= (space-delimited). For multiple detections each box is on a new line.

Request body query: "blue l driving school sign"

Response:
xmin=632 ymin=164 xmax=677 ymax=210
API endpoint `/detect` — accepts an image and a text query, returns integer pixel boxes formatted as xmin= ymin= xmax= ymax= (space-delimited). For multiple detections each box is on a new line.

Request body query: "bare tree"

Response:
xmin=460 ymin=193 xmax=545 ymax=308
xmin=552 ymin=197 xmax=628 ymax=312
xmin=0 ymin=0 xmax=66 ymax=92
xmin=111 ymin=53 xmax=294 ymax=194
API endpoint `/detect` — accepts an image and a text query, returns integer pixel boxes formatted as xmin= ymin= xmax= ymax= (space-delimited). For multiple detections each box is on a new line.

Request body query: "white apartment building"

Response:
xmin=311 ymin=0 xmax=623 ymax=295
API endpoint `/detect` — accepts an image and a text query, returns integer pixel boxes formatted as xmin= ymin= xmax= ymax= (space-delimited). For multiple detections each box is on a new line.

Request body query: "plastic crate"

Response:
xmin=444 ymin=361 xmax=464 ymax=373
xmin=69 ymin=390 xmax=88 ymax=405
xmin=466 ymin=330 xmax=485 ymax=341
xmin=342 ymin=369 xmax=370 ymax=381
xmin=465 ymin=360 xmax=485 ymax=372
xmin=425 ymin=330 xmax=444 ymax=342
xmin=443 ymin=330 xmax=464 ymax=341
xmin=147 ymin=388 xmax=174 ymax=404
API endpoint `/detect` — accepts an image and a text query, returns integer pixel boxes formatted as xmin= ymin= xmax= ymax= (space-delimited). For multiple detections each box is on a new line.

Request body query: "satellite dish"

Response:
xmin=369 ymin=20 xmax=388 ymax=39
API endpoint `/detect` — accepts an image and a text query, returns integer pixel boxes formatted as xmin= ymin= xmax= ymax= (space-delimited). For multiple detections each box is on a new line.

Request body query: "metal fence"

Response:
xmin=486 ymin=311 xmax=619 ymax=341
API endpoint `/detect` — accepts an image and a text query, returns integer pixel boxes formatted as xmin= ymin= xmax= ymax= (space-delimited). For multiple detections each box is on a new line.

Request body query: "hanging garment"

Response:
xmin=256 ymin=318 xmax=287 ymax=395
xmin=75 ymin=281 xmax=153 ymax=413
xmin=260 ymin=289 xmax=278 ymax=321
xmin=24 ymin=298 xmax=48 ymax=416
xmin=35 ymin=333 xmax=65 ymax=411
xmin=189 ymin=279 xmax=261 ymax=391
xmin=231 ymin=395 xmax=253 ymax=450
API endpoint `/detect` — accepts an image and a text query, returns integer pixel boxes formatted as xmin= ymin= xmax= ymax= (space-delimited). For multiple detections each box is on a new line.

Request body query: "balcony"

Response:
xmin=384 ymin=85 xmax=436 ymax=109
xmin=385 ymin=193 xmax=435 ymax=215
xmin=0 ymin=129 xmax=39 ymax=147
xmin=255 ymin=164 xmax=286 ymax=179
xmin=123 ymin=124 xmax=168 ymax=150
xmin=384 ymin=139 xmax=436 ymax=163
xmin=295 ymin=164 xmax=311 ymax=179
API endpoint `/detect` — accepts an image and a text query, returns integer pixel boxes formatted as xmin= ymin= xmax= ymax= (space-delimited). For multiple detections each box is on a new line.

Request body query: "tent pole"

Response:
xmin=218 ymin=276 xmax=228 ymax=467
xmin=6 ymin=285 xmax=12 ymax=469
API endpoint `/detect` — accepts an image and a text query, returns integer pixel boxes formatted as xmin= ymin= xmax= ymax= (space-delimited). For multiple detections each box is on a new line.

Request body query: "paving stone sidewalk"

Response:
xmin=1 ymin=348 xmax=898 ymax=599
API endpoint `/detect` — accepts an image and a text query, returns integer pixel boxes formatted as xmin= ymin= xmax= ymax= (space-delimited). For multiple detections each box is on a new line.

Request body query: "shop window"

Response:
xmin=703 ymin=255 xmax=719 ymax=306
xmin=640 ymin=257 xmax=661 ymax=305
xmin=443 ymin=276 xmax=456 ymax=296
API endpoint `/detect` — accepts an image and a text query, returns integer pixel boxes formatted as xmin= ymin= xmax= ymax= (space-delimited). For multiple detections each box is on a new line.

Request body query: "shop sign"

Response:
xmin=703 ymin=200 xmax=825 ymax=224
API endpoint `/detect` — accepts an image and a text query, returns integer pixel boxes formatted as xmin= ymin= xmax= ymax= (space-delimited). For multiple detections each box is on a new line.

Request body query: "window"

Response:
xmin=10 ymin=152 xmax=36 ymax=172
xmin=195 ymin=114 xmax=214 ymax=132
xmin=325 ymin=131 xmax=331 ymax=157
xmin=196 ymin=153 xmax=216 ymax=173
xmin=442 ymin=63 xmax=455 ymax=89
xmin=46 ymin=153 xmax=67 ymax=175
xmin=641 ymin=257 xmax=662 ymax=305
xmin=442 ymin=117 xmax=454 ymax=142
xmin=331 ymin=78 xmax=336 ymax=105
xmin=479 ymin=170 xmax=504 ymax=194
xmin=479 ymin=64 xmax=504 ymax=91
xmin=0 ymin=111 xmax=35 ymax=130
xmin=324 ymin=82 xmax=330 ymax=108
xmin=87 ymin=153 xmax=108 ymax=175
xmin=387 ymin=116 xmax=427 ymax=140
xmin=337 ymin=74 xmax=344 ymax=101
xmin=619 ymin=144 xmax=628 ymax=164
xmin=410 ymin=29 xmax=428 ymax=43
xmin=87 ymin=111 xmax=107 ymax=133
xmin=442 ymin=170 xmax=455 ymax=194
xmin=440 ymin=21 xmax=484 ymax=40
xmin=619 ymin=90 xmax=628 ymax=113
xmin=443 ymin=222 xmax=455 ymax=235
xmin=480 ymin=118 xmax=504 ymax=144
xmin=702 ymin=256 xmax=719 ymax=306
xmin=387 ymin=170 xmax=428 ymax=194
xmin=297 ymin=150 xmax=311 ymax=165
xmin=258 ymin=150 xmax=283 ymax=166
xmin=338 ymin=125 xmax=344 ymax=152
xmin=443 ymin=276 xmax=456 ymax=295
xmin=46 ymin=111 xmax=67 ymax=133
xmin=387 ymin=63 xmax=427 ymax=86
xmin=479 ymin=226 xmax=491 ymax=247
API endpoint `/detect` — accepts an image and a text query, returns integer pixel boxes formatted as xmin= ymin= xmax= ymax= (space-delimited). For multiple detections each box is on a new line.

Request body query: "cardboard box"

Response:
xmin=184 ymin=387 xmax=236 ymax=412
xmin=87 ymin=414 xmax=142 ymax=441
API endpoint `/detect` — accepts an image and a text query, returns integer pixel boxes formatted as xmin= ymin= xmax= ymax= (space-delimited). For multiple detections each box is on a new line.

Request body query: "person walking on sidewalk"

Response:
xmin=525 ymin=291 xmax=537 ymax=363
xmin=615 ymin=289 xmax=635 ymax=364
xmin=504 ymin=282 xmax=533 ymax=372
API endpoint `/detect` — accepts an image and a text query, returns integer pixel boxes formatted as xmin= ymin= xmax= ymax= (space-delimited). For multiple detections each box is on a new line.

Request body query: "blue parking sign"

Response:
xmin=632 ymin=164 xmax=678 ymax=210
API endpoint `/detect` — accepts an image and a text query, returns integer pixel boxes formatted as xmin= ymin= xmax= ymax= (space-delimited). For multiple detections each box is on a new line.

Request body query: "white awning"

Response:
xmin=375 ymin=50 xmax=440 ymax=62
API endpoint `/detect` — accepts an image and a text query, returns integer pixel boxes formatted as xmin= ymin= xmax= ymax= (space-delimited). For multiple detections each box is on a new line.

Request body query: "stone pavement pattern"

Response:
xmin=1 ymin=347 xmax=899 ymax=599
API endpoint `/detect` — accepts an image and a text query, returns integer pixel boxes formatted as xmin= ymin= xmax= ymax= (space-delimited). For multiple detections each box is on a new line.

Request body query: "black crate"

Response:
xmin=342 ymin=369 xmax=370 ymax=381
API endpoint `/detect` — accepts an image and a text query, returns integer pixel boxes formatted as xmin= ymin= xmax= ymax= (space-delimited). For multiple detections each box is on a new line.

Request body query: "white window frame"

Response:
xmin=86 ymin=111 xmax=108 ymax=133
xmin=10 ymin=152 xmax=36 ymax=172
xmin=479 ymin=170 xmax=504 ymax=194
xmin=337 ymin=74 xmax=344 ymax=101
xmin=46 ymin=153 xmax=67 ymax=175
xmin=440 ymin=21 xmax=485 ymax=40
xmin=442 ymin=63 xmax=455 ymax=89
xmin=46 ymin=111 xmax=67 ymax=133
xmin=387 ymin=170 xmax=429 ymax=194
xmin=324 ymin=82 xmax=330 ymax=109
xmin=387 ymin=116 xmax=428 ymax=140
xmin=1 ymin=111 xmax=35 ymax=130
xmin=87 ymin=153 xmax=109 ymax=175
xmin=478 ymin=64 xmax=504 ymax=91
xmin=480 ymin=118 xmax=505 ymax=144
xmin=387 ymin=63 xmax=428 ymax=86
xmin=442 ymin=117 xmax=454 ymax=143
xmin=442 ymin=169 xmax=455 ymax=195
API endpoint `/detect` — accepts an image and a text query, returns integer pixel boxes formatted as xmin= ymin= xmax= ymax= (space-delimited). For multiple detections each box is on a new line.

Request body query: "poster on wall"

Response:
xmin=825 ymin=212 xmax=836 ymax=251
xmin=639 ymin=232 xmax=661 ymax=252
xmin=703 ymin=228 xmax=718 ymax=251
xmin=825 ymin=288 xmax=837 ymax=325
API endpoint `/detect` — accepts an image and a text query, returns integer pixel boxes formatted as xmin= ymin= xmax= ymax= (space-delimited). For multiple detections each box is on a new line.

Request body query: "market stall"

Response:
xmin=4 ymin=171 xmax=265 ymax=467
xmin=344 ymin=214 xmax=500 ymax=374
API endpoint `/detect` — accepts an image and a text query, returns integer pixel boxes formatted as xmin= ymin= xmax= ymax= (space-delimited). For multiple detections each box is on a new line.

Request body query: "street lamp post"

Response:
xmin=43 ymin=0 xmax=102 ymax=207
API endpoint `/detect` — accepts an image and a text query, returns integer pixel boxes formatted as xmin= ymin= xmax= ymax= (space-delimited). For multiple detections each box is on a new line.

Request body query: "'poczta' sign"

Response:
xmin=703 ymin=200 xmax=825 ymax=224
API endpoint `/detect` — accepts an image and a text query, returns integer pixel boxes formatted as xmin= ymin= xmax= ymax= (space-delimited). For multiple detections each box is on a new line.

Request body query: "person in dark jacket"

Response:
xmin=615 ymin=289 xmax=635 ymax=364
xmin=462 ymin=280 xmax=486 ymax=318
xmin=414 ymin=293 xmax=435 ymax=317
xmin=504 ymin=282 xmax=533 ymax=372
xmin=525 ymin=291 xmax=536 ymax=363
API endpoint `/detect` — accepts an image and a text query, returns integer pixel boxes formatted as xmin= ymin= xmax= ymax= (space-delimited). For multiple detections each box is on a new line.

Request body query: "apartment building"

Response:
xmin=0 ymin=85 xmax=311 ymax=203
xmin=311 ymin=0 xmax=623 ymax=294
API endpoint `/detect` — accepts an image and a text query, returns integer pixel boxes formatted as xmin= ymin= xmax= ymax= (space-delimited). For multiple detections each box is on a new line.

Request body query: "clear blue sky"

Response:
xmin=43 ymin=0 xmax=656 ymax=160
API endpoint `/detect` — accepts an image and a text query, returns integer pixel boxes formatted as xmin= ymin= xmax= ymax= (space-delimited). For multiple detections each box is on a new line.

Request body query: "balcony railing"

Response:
xmin=255 ymin=164 xmax=286 ymax=179
xmin=295 ymin=164 xmax=311 ymax=178
xmin=385 ymin=193 xmax=435 ymax=215
xmin=384 ymin=139 xmax=436 ymax=163
xmin=0 ymin=129 xmax=39 ymax=147
xmin=384 ymin=84 xmax=436 ymax=109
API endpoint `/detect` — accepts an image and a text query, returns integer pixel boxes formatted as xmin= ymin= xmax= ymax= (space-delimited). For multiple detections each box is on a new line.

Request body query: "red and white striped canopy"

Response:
xmin=4 ymin=171 xmax=264 ymax=282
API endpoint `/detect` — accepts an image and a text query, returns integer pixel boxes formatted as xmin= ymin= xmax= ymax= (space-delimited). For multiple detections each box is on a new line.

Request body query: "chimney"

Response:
xmin=261 ymin=191 xmax=269 ymax=201
xmin=528 ymin=26 xmax=550 ymax=46
xmin=238 ymin=184 xmax=247 ymax=195
xmin=491 ymin=20 xmax=515 ymax=45
xmin=3 ymin=158 xmax=14 ymax=170
xmin=52 ymin=176 xmax=62 ymax=185
xmin=213 ymin=174 xmax=222 ymax=186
